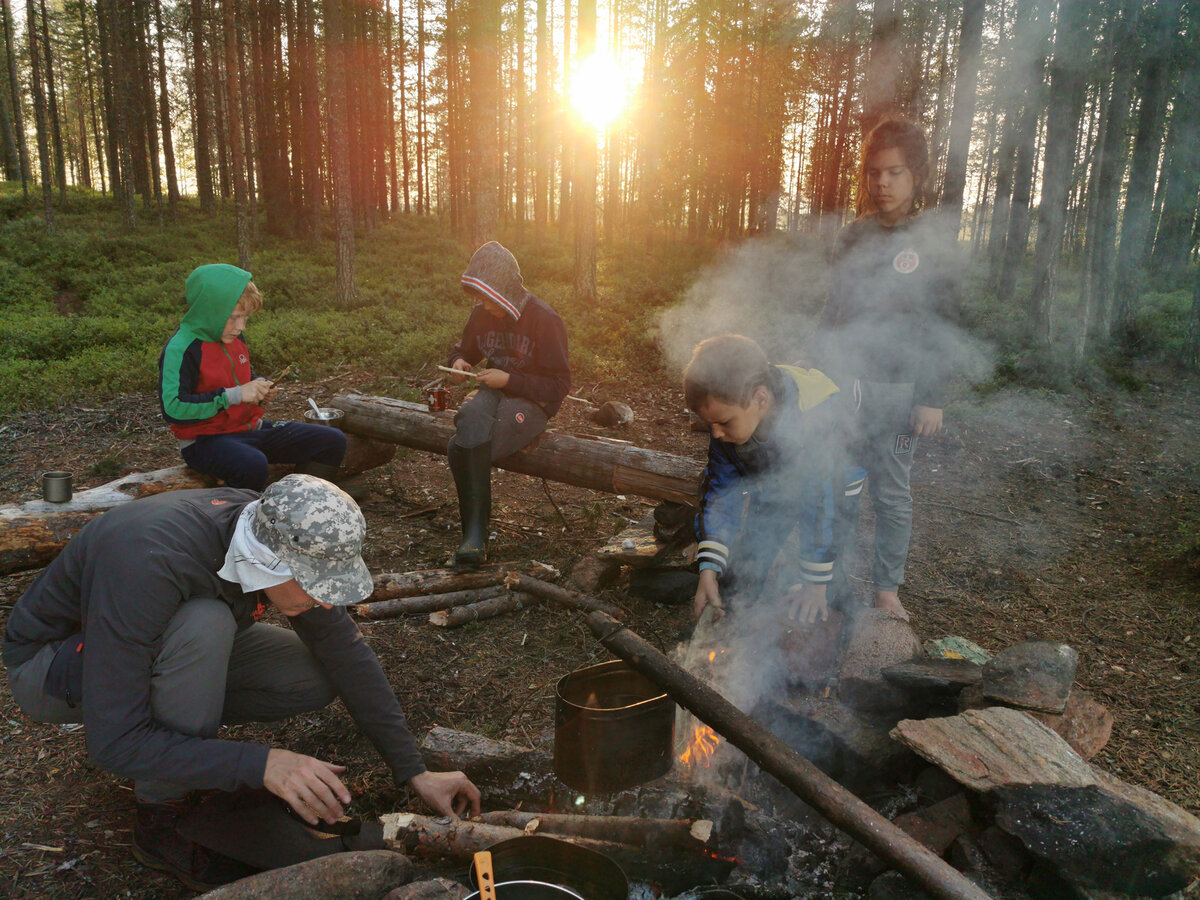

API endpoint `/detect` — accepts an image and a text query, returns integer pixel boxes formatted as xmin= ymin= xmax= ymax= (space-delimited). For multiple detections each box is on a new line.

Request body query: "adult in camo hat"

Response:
xmin=3 ymin=475 xmax=480 ymax=892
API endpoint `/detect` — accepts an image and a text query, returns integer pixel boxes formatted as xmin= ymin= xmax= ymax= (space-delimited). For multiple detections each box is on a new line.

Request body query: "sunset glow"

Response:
xmin=570 ymin=51 xmax=631 ymax=131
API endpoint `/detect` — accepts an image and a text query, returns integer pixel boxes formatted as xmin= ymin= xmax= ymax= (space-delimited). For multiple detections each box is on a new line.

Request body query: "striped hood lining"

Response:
xmin=461 ymin=241 xmax=529 ymax=320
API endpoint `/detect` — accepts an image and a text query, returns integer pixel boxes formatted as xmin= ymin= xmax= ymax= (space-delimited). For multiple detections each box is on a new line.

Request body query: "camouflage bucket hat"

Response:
xmin=252 ymin=474 xmax=372 ymax=606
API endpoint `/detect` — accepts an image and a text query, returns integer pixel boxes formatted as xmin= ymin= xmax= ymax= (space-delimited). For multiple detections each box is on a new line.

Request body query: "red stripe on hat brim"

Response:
xmin=461 ymin=276 xmax=520 ymax=319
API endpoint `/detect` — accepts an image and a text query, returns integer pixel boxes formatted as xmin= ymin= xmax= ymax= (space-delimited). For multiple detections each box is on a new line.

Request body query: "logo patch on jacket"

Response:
xmin=211 ymin=499 xmax=228 ymax=505
xmin=893 ymin=249 xmax=920 ymax=274
xmin=894 ymin=433 xmax=914 ymax=454
xmin=515 ymin=412 xmax=526 ymax=424
xmin=238 ymin=353 xmax=248 ymax=364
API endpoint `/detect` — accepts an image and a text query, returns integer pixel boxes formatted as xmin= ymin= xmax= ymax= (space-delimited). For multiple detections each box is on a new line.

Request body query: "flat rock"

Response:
xmin=596 ymin=515 xmax=693 ymax=568
xmin=993 ymin=775 xmax=1200 ymax=896
xmin=779 ymin=610 xmax=845 ymax=692
xmin=959 ymin=684 xmax=1113 ymax=760
xmin=893 ymin=708 xmax=1200 ymax=897
xmin=837 ymin=608 xmax=922 ymax=714
xmin=882 ymin=657 xmax=982 ymax=694
xmin=981 ymin=640 xmax=1078 ymax=714
xmin=891 ymin=706 xmax=1098 ymax=793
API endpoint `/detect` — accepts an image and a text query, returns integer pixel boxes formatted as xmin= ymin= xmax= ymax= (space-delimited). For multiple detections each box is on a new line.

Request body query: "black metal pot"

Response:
xmin=554 ymin=659 xmax=675 ymax=794
xmin=468 ymin=835 xmax=628 ymax=900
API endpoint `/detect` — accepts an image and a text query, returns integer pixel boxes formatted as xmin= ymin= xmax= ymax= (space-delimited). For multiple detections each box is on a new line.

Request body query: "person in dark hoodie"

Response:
xmin=444 ymin=242 xmax=571 ymax=567
xmin=159 ymin=263 xmax=347 ymax=491
xmin=807 ymin=119 xmax=961 ymax=621
xmin=3 ymin=475 xmax=480 ymax=892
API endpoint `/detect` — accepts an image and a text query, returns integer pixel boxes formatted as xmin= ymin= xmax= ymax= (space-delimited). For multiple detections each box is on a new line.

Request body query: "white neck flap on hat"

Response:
xmin=219 ymin=502 xmax=295 ymax=592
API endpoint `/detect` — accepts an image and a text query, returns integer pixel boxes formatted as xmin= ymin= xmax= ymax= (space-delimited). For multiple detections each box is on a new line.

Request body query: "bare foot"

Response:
xmin=874 ymin=589 xmax=910 ymax=621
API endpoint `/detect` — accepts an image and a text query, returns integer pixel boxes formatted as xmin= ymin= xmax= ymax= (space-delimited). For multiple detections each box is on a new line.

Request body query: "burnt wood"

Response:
xmin=585 ymin=610 xmax=995 ymax=900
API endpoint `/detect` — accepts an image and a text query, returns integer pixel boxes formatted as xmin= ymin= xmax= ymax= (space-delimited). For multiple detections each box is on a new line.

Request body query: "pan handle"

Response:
xmin=474 ymin=850 xmax=497 ymax=900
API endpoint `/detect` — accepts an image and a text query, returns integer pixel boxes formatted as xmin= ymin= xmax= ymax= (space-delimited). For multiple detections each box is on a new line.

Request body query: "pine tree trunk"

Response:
xmin=78 ymin=0 xmax=106 ymax=194
xmin=27 ymin=0 xmax=54 ymax=229
xmin=152 ymin=0 xmax=179 ymax=214
xmin=1112 ymin=44 xmax=1173 ymax=344
xmin=1027 ymin=0 xmax=1091 ymax=347
xmin=191 ymin=0 xmax=215 ymax=211
xmin=222 ymin=0 xmax=252 ymax=267
xmin=1 ymin=0 xmax=30 ymax=195
xmin=573 ymin=0 xmax=597 ymax=303
xmin=533 ymin=0 xmax=549 ymax=236
xmin=1078 ymin=10 xmax=1136 ymax=359
xmin=468 ymin=0 xmax=500 ymax=245
xmin=939 ymin=0 xmax=985 ymax=228
xmin=324 ymin=0 xmax=358 ymax=304
xmin=36 ymin=0 xmax=67 ymax=203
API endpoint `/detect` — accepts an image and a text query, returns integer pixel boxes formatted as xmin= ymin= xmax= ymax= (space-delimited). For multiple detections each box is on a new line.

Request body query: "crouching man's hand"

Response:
xmin=263 ymin=748 xmax=351 ymax=826
xmin=408 ymin=770 xmax=482 ymax=819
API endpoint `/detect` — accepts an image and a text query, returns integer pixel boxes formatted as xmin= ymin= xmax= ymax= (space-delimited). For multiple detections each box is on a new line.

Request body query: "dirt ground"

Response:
xmin=0 ymin=365 xmax=1197 ymax=899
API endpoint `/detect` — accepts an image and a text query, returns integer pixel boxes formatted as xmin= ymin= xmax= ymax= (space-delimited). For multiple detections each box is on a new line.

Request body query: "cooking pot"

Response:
xmin=554 ymin=659 xmax=675 ymax=794
xmin=468 ymin=836 xmax=627 ymax=900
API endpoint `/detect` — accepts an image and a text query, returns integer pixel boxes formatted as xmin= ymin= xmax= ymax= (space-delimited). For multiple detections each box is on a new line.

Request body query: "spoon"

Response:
xmin=307 ymin=397 xmax=324 ymax=419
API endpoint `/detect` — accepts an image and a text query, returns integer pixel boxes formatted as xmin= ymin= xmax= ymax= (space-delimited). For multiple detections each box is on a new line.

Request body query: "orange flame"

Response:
xmin=678 ymin=723 xmax=721 ymax=767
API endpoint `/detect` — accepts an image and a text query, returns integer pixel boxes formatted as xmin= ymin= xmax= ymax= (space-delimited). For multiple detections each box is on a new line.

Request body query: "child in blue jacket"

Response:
xmin=685 ymin=334 xmax=844 ymax=624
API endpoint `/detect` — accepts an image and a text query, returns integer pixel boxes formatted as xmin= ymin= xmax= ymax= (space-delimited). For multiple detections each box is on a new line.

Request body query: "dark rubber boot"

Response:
xmin=131 ymin=799 xmax=257 ymax=892
xmin=448 ymin=440 xmax=492 ymax=568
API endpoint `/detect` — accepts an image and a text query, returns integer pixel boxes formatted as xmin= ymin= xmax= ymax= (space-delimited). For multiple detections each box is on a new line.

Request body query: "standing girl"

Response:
xmin=810 ymin=118 xmax=960 ymax=620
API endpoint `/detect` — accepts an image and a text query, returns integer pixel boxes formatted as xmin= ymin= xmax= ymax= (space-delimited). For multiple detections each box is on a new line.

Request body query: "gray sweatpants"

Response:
xmin=453 ymin=387 xmax=547 ymax=459
xmin=838 ymin=379 xmax=918 ymax=592
xmin=7 ymin=598 xmax=336 ymax=803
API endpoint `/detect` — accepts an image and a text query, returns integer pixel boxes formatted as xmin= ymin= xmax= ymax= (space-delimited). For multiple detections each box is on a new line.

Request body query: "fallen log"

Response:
xmin=474 ymin=810 xmax=713 ymax=850
xmin=428 ymin=591 xmax=538 ymax=627
xmin=585 ymin=610 xmax=994 ymax=900
xmin=0 ymin=434 xmax=396 ymax=577
xmin=356 ymin=585 xmax=510 ymax=620
xmin=503 ymin=573 xmax=626 ymax=618
xmin=333 ymin=393 xmax=703 ymax=505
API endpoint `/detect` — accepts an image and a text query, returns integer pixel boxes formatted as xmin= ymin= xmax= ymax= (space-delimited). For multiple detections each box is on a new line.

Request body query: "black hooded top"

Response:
xmin=449 ymin=241 xmax=571 ymax=417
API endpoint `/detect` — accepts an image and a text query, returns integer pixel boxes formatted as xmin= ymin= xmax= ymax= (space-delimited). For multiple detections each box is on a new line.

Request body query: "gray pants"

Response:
xmin=453 ymin=387 xmax=547 ymax=458
xmin=838 ymin=380 xmax=918 ymax=592
xmin=8 ymin=598 xmax=336 ymax=803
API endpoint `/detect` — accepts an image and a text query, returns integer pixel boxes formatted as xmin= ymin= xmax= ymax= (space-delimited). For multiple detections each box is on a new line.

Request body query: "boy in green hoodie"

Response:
xmin=158 ymin=264 xmax=346 ymax=491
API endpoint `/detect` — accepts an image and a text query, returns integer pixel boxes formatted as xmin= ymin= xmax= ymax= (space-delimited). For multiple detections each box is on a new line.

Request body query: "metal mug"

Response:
xmin=42 ymin=471 xmax=73 ymax=503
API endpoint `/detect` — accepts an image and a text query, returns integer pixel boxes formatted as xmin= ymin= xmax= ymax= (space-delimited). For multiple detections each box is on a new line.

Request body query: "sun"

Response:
xmin=570 ymin=51 xmax=631 ymax=132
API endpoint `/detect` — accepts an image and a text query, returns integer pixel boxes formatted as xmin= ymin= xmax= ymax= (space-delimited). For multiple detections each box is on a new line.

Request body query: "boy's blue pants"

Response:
xmin=181 ymin=420 xmax=347 ymax=491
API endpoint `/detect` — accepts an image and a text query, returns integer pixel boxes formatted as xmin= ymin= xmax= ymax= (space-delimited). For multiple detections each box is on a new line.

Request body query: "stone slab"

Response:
xmin=981 ymin=640 xmax=1078 ymax=714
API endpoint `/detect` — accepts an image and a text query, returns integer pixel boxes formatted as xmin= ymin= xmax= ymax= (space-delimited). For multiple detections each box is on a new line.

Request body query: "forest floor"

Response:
xmin=0 ymin=364 xmax=1198 ymax=899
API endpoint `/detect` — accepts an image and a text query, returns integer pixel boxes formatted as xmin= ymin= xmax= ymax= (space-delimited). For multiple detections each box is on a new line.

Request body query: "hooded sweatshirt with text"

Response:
xmin=449 ymin=242 xmax=571 ymax=417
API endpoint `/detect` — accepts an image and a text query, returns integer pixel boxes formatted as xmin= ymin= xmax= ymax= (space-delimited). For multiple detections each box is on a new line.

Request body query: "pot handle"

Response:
xmin=474 ymin=850 xmax=497 ymax=900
